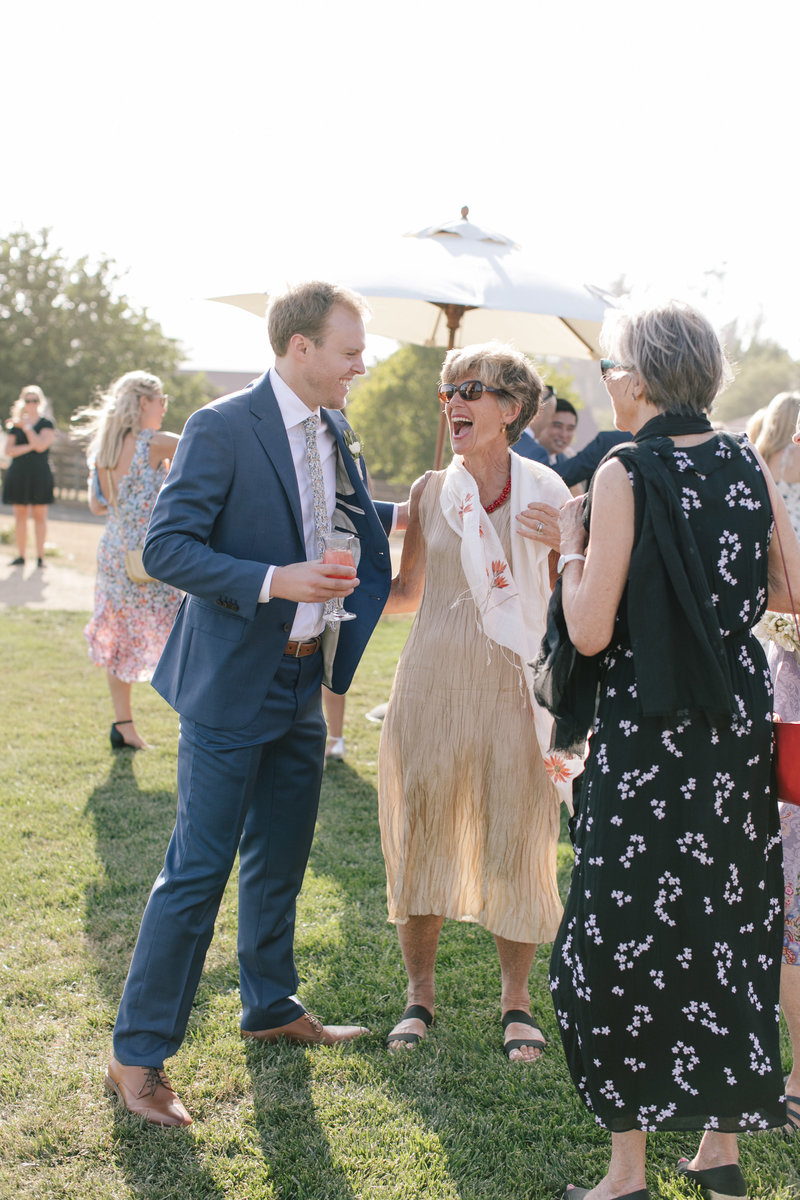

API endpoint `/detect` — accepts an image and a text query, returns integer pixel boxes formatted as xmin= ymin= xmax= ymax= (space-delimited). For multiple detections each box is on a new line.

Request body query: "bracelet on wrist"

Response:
xmin=557 ymin=552 xmax=587 ymax=574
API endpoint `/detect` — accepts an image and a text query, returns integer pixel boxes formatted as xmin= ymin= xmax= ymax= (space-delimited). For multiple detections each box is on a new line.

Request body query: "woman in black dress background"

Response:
xmin=3 ymin=385 xmax=55 ymax=567
xmin=548 ymin=302 xmax=800 ymax=1200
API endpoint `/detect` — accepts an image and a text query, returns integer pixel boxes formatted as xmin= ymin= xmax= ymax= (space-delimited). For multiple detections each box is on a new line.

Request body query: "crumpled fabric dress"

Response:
xmin=379 ymin=470 xmax=562 ymax=945
xmin=84 ymin=430 xmax=181 ymax=683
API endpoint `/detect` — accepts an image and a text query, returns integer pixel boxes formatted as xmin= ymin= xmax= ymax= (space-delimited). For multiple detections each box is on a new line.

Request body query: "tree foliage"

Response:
xmin=346 ymin=344 xmax=578 ymax=485
xmin=715 ymin=328 xmax=800 ymax=425
xmin=0 ymin=228 xmax=211 ymax=429
xmin=346 ymin=345 xmax=443 ymax=485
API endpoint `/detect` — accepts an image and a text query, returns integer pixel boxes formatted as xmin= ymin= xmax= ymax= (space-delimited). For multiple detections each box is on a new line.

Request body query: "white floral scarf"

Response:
xmin=440 ymin=450 xmax=584 ymax=809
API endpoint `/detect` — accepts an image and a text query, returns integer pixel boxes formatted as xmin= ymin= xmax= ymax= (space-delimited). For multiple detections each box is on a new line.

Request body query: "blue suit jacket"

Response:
xmin=553 ymin=430 xmax=633 ymax=487
xmin=143 ymin=373 xmax=393 ymax=729
xmin=511 ymin=431 xmax=549 ymax=463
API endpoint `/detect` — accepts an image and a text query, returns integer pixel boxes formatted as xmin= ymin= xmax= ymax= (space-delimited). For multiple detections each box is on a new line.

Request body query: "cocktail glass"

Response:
xmin=322 ymin=531 xmax=357 ymax=626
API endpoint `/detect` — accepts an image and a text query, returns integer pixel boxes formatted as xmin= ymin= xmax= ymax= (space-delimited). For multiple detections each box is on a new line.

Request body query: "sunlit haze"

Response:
xmin=6 ymin=0 xmax=799 ymax=372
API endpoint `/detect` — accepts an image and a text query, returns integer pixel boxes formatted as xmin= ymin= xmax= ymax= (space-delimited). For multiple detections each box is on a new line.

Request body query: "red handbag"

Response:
xmin=774 ymin=720 xmax=800 ymax=806
xmin=771 ymin=518 xmax=800 ymax=806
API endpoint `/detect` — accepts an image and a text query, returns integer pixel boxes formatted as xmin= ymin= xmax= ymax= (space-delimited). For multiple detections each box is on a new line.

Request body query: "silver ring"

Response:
xmin=536 ymin=521 xmax=544 ymax=533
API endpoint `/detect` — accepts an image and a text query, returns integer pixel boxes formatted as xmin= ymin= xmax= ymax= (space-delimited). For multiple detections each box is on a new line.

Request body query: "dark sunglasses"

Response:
xmin=438 ymin=380 xmax=505 ymax=405
xmin=600 ymin=358 xmax=630 ymax=378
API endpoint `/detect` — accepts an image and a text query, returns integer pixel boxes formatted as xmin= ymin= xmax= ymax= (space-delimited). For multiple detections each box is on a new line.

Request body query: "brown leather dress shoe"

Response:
xmin=241 ymin=1010 xmax=369 ymax=1046
xmin=105 ymin=1057 xmax=192 ymax=1127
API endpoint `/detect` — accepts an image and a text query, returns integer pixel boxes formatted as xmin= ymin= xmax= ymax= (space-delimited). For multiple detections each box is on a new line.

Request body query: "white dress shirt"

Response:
xmin=259 ymin=367 xmax=339 ymax=639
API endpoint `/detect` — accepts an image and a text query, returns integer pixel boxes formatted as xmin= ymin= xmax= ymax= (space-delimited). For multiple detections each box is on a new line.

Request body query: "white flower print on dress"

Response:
xmin=672 ymin=1041 xmax=700 ymax=1094
xmin=614 ymin=935 xmax=653 ymax=970
xmin=654 ymin=871 xmax=682 ymax=925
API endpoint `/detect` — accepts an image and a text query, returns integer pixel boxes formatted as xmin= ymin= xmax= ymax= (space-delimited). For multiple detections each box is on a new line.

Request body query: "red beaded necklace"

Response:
xmin=484 ymin=473 xmax=511 ymax=514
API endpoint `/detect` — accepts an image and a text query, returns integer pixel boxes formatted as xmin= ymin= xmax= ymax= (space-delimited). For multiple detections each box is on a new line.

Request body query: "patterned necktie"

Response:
xmin=303 ymin=413 xmax=330 ymax=556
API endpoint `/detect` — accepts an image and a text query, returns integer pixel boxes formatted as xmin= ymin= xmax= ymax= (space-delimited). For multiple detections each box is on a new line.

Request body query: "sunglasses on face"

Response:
xmin=600 ymin=358 xmax=630 ymax=378
xmin=438 ymin=380 xmax=505 ymax=406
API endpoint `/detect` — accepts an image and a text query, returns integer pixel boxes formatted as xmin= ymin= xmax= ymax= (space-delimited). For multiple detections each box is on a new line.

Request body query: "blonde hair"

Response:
xmin=72 ymin=371 xmax=163 ymax=468
xmin=754 ymin=391 xmax=800 ymax=462
xmin=441 ymin=341 xmax=543 ymax=445
xmin=10 ymin=384 xmax=47 ymax=425
xmin=745 ymin=407 xmax=766 ymax=445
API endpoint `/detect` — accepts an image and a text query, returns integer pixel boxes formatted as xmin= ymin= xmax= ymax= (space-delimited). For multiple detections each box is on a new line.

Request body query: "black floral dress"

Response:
xmin=550 ymin=433 xmax=785 ymax=1133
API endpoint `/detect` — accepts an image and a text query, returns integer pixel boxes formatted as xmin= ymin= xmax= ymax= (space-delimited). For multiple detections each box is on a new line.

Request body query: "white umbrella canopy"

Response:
xmin=211 ymin=208 xmax=608 ymax=359
xmin=210 ymin=209 xmax=610 ymax=466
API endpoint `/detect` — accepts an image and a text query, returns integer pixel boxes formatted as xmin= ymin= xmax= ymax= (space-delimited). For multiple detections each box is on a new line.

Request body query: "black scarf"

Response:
xmin=533 ymin=412 xmax=735 ymax=755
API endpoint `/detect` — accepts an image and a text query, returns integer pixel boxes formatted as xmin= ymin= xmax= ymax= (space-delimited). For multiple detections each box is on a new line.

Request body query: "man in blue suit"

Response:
xmin=511 ymin=384 xmax=554 ymax=463
xmin=106 ymin=282 xmax=398 ymax=1126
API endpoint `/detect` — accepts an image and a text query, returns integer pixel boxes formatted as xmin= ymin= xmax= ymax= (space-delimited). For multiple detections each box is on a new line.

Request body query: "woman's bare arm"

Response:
xmin=149 ymin=430 xmax=181 ymax=470
xmin=382 ymin=473 xmax=430 ymax=615
xmin=559 ymin=459 xmax=635 ymax=656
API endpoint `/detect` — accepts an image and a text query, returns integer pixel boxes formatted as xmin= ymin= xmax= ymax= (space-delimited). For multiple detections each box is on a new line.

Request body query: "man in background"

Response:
xmin=512 ymin=384 xmax=557 ymax=463
xmin=536 ymin=397 xmax=578 ymax=467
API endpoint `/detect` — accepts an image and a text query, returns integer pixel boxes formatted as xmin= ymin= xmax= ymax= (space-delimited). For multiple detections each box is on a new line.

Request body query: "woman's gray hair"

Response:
xmin=602 ymin=301 xmax=733 ymax=416
xmin=754 ymin=391 xmax=800 ymax=461
xmin=441 ymin=341 xmax=543 ymax=445
xmin=72 ymin=370 xmax=164 ymax=469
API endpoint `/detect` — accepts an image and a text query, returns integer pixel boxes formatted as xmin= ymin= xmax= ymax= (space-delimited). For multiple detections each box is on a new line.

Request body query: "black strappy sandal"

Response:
xmin=502 ymin=1008 xmax=545 ymax=1059
xmin=385 ymin=1004 xmax=434 ymax=1049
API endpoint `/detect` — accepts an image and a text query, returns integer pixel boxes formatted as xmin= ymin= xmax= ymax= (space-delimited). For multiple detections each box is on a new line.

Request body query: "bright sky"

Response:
xmin=5 ymin=0 xmax=799 ymax=372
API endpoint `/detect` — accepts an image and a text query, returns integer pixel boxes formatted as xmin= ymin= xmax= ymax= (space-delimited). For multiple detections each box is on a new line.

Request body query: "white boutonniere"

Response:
xmin=343 ymin=428 xmax=363 ymax=460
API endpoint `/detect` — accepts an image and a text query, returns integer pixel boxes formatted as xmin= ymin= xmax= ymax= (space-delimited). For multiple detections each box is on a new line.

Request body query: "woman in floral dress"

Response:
xmin=548 ymin=303 xmax=800 ymax=1200
xmin=76 ymin=372 xmax=181 ymax=749
xmin=755 ymin=390 xmax=800 ymax=1134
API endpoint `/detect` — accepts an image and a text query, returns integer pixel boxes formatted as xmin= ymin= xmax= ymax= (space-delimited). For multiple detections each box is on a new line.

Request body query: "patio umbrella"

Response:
xmin=211 ymin=208 xmax=609 ymax=467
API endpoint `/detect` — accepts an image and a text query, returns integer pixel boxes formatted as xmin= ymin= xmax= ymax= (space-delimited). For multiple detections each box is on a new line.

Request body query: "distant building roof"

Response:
xmin=180 ymin=369 xmax=261 ymax=398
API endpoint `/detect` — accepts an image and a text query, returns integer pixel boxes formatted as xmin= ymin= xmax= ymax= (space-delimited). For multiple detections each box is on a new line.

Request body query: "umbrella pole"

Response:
xmin=433 ymin=305 xmax=464 ymax=470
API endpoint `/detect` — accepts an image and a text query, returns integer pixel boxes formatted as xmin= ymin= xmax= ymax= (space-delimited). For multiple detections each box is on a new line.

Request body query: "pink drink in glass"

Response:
xmin=322 ymin=532 xmax=357 ymax=624
xmin=323 ymin=548 xmax=355 ymax=569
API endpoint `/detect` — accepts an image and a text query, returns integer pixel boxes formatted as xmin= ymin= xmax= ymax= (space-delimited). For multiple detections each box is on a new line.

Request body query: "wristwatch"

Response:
xmin=557 ymin=553 xmax=586 ymax=574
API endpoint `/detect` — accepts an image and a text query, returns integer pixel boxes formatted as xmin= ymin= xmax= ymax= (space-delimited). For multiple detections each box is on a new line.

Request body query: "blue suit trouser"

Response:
xmin=113 ymin=654 xmax=326 ymax=1066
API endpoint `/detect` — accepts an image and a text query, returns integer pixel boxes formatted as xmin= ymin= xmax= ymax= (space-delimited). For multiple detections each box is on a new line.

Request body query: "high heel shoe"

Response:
xmin=676 ymin=1158 xmax=746 ymax=1199
xmin=110 ymin=720 xmax=138 ymax=750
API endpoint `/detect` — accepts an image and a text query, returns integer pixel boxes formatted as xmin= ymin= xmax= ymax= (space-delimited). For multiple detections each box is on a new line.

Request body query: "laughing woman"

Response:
xmin=378 ymin=342 xmax=578 ymax=1061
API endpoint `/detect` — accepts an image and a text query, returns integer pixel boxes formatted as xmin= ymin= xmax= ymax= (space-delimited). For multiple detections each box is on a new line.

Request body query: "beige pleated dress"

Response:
xmin=378 ymin=472 xmax=562 ymax=945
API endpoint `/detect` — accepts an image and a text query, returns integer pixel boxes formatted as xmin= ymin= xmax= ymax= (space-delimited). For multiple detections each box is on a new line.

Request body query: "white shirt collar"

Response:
xmin=269 ymin=366 xmax=318 ymax=430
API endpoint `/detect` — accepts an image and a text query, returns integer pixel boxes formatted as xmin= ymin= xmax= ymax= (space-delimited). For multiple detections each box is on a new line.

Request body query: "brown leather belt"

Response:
xmin=284 ymin=636 xmax=322 ymax=658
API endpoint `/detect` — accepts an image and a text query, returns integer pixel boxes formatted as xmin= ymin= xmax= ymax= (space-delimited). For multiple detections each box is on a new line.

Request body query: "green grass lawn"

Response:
xmin=0 ymin=610 xmax=797 ymax=1199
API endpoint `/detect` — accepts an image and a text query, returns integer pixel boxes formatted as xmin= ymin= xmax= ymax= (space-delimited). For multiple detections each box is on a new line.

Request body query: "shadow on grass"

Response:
xmin=244 ymin=1042 xmax=357 ymax=1200
xmin=293 ymin=759 xmax=593 ymax=1200
xmin=83 ymin=751 xmax=359 ymax=1197
xmin=83 ymin=751 xmax=177 ymax=999
xmin=106 ymin=1107 xmax=228 ymax=1200
xmin=79 ymin=744 xmax=602 ymax=1197
xmin=84 ymin=755 xmax=235 ymax=1199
